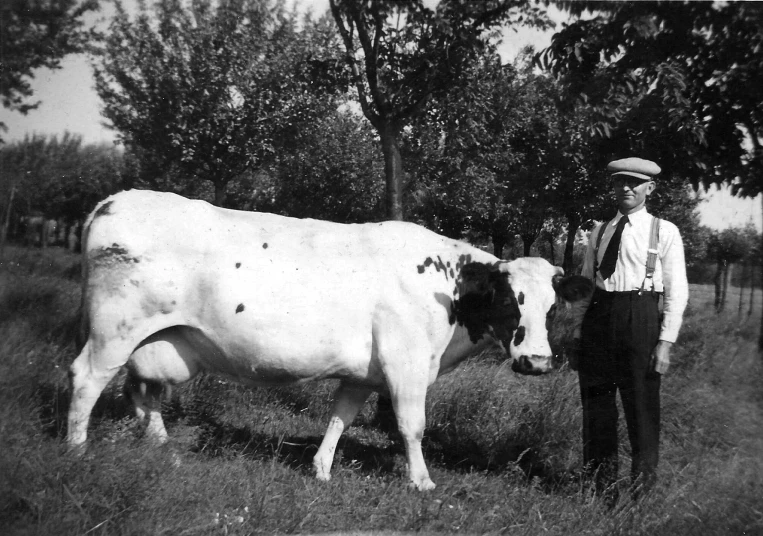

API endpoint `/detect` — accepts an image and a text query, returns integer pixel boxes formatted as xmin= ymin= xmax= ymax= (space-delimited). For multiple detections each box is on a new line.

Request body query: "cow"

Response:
xmin=67 ymin=190 xmax=592 ymax=490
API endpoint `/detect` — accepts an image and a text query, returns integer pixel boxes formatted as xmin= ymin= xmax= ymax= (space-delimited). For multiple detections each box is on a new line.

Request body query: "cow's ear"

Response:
xmin=554 ymin=275 xmax=594 ymax=302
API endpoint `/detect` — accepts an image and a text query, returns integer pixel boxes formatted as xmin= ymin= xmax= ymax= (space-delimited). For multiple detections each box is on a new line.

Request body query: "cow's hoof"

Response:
xmin=314 ymin=463 xmax=331 ymax=482
xmin=410 ymin=478 xmax=436 ymax=491
xmin=66 ymin=442 xmax=87 ymax=457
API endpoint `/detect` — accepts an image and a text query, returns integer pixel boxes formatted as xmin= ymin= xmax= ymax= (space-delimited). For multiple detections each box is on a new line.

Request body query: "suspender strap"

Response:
xmin=592 ymin=222 xmax=607 ymax=282
xmin=640 ymin=216 xmax=661 ymax=294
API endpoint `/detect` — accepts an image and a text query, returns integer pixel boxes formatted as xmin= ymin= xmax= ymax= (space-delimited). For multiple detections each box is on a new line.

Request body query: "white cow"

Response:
xmin=68 ymin=190 xmax=591 ymax=490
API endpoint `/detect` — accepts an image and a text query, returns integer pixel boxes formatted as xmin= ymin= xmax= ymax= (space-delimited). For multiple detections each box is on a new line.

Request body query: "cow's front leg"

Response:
xmin=313 ymin=382 xmax=371 ymax=481
xmin=389 ymin=377 xmax=435 ymax=491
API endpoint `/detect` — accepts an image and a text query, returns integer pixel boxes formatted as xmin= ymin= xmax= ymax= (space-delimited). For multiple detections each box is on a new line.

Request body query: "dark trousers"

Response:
xmin=578 ymin=288 xmax=661 ymax=494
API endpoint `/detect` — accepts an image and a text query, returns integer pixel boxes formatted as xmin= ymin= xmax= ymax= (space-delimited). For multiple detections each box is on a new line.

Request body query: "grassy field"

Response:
xmin=1 ymin=246 xmax=762 ymax=535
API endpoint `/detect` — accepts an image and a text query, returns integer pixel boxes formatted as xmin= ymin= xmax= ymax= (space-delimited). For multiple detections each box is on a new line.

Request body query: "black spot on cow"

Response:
xmin=513 ymin=326 xmax=526 ymax=347
xmin=236 ymin=262 xmax=241 ymax=269
xmin=262 ymin=243 xmax=268 ymax=249
xmin=236 ymin=303 xmax=245 ymax=314
xmin=518 ymin=291 xmax=525 ymax=305
xmin=417 ymin=254 xmax=466 ymax=281
xmin=94 ymin=200 xmax=114 ymax=218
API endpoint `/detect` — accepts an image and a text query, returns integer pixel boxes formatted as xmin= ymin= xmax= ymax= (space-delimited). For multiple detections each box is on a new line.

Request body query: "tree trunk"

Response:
xmin=750 ymin=265 xmax=755 ymax=317
xmin=0 ymin=186 xmax=15 ymax=258
xmin=492 ymin=235 xmax=505 ymax=259
xmin=714 ymin=259 xmax=725 ymax=313
xmin=722 ymin=262 xmax=732 ymax=311
xmin=547 ymin=232 xmax=556 ymax=266
xmin=739 ymin=262 xmax=747 ymax=314
xmin=214 ymin=180 xmax=227 ymax=207
xmin=521 ymin=234 xmax=534 ymax=257
xmin=378 ymin=121 xmax=404 ymax=221
xmin=759 ymin=197 xmax=763 ymax=348
xmin=563 ymin=214 xmax=580 ymax=275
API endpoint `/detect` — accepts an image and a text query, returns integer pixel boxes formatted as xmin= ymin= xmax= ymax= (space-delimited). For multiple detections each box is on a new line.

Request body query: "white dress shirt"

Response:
xmin=578 ymin=207 xmax=689 ymax=343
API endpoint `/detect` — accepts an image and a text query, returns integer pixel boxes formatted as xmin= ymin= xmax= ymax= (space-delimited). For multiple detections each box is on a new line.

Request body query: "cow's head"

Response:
xmin=456 ymin=257 xmax=592 ymax=375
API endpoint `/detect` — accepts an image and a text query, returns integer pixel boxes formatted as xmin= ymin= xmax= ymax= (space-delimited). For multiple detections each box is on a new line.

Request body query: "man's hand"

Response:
xmin=651 ymin=340 xmax=672 ymax=374
xmin=566 ymin=338 xmax=581 ymax=371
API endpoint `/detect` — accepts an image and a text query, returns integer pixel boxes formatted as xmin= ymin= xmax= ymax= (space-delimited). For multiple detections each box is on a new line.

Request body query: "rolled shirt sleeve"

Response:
xmin=658 ymin=221 xmax=689 ymax=343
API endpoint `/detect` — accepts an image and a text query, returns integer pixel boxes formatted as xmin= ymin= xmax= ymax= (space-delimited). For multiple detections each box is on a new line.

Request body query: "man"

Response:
xmin=570 ymin=157 xmax=689 ymax=501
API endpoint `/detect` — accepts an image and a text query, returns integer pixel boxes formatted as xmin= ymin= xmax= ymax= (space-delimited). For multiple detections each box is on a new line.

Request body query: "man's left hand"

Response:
xmin=651 ymin=340 xmax=672 ymax=374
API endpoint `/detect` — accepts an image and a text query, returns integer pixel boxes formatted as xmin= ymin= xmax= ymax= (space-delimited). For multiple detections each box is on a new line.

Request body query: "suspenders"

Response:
xmin=593 ymin=216 xmax=661 ymax=294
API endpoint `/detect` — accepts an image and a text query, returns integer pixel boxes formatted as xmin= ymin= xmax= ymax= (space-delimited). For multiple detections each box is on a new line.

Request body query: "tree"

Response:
xmin=0 ymin=133 xmax=124 ymax=253
xmin=329 ymin=0 xmax=551 ymax=221
xmin=708 ymin=229 xmax=748 ymax=313
xmin=539 ymin=0 xmax=763 ymax=344
xmin=266 ymin=109 xmax=385 ymax=223
xmin=406 ymin=48 xmax=611 ymax=267
xmin=95 ymin=0 xmax=342 ymax=206
xmin=0 ymin=0 xmax=100 ymax=142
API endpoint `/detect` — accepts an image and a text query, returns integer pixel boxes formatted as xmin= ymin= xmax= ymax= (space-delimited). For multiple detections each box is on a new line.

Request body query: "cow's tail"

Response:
xmin=75 ymin=201 xmax=100 ymax=353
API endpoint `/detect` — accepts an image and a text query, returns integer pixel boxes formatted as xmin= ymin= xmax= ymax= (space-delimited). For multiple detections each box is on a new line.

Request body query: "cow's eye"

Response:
xmin=545 ymin=304 xmax=557 ymax=332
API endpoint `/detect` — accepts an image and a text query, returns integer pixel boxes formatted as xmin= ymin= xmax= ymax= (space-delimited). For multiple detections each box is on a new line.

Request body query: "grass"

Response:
xmin=1 ymin=245 xmax=762 ymax=535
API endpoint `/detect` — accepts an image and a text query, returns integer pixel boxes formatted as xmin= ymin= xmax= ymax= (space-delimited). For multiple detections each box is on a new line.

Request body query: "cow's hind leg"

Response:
xmin=313 ymin=382 xmax=371 ymax=481
xmin=67 ymin=340 xmax=127 ymax=449
xmin=125 ymin=373 xmax=169 ymax=444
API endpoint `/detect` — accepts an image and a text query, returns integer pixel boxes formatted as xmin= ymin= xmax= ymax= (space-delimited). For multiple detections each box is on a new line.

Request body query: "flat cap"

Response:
xmin=607 ymin=157 xmax=661 ymax=181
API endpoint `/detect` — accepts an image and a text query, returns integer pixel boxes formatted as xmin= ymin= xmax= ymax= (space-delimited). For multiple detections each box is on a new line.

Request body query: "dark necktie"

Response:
xmin=599 ymin=215 xmax=629 ymax=280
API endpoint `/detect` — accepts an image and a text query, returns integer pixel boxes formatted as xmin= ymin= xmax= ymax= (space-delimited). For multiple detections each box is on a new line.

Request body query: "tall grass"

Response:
xmin=1 ymin=246 xmax=762 ymax=535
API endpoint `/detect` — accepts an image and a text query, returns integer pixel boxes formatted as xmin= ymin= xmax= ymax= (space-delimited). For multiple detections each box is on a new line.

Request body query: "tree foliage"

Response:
xmin=0 ymin=133 xmax=124 ymax=224
xmin=94 ymin=0 xmax=342 ymax=206
xmin=268 ymin=109 xmax=385 ymax=223
xmin=0 ymin=0 xmax=100 ymax=141
xmin=539 ymin=0 xmax=763 ymax=193
xmin=329 ymin=0 xmax=552 ymax=220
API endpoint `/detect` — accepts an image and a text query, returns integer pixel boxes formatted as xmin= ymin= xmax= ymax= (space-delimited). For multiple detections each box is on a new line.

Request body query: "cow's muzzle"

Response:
xmin=511 ymin=355 xmax=552 ymax=376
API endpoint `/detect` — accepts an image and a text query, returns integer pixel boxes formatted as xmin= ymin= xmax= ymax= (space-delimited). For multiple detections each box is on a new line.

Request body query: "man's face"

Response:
xmin=612 ymin=175 xmax=655 ymax=214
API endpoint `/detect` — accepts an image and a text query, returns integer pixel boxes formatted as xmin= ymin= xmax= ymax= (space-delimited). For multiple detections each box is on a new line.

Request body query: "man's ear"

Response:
xmin=646 ymin=180 xmax=656 ymax=195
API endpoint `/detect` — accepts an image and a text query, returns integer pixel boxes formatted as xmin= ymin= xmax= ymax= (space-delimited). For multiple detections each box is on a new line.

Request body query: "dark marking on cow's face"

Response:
xmin=262 ymin=243 xmax=268 ymax=249
xmin=236 ymin=303 xmax=245 ymax=314
xmin=518 ymin=292 xmax=525 ymax=305
xmin=94 ymin=200 xmax=114 ymax=218
xmin=452 ymin=262 xmax=521 ymax=347
xmin=513 ymin=326 xmax=526 ymax=347
xmin=129 ymin=279 xmax=140 ymax=287
xmin=236 ymin=262 xmax=241 ymax=268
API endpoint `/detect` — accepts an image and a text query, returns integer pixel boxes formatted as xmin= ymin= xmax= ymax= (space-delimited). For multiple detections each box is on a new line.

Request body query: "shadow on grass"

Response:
xmin=34 ymin=377 xmax=574 ymax=492
xmin=191 ymin=418 xmax=398 ymax=478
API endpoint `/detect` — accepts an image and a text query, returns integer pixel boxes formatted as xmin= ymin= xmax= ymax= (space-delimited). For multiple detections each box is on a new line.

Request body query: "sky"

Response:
xmin=2 ymin=0 xmax=760 ymax=232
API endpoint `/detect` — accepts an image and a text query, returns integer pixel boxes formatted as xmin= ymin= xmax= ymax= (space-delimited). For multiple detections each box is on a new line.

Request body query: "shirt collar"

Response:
xmin=612 ymin=207 xmax=650 ymax=226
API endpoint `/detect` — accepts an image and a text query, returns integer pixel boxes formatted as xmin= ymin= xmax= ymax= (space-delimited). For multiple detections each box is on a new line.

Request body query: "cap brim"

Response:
xmin=611 ymin=171 xmax=653 ymax=181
